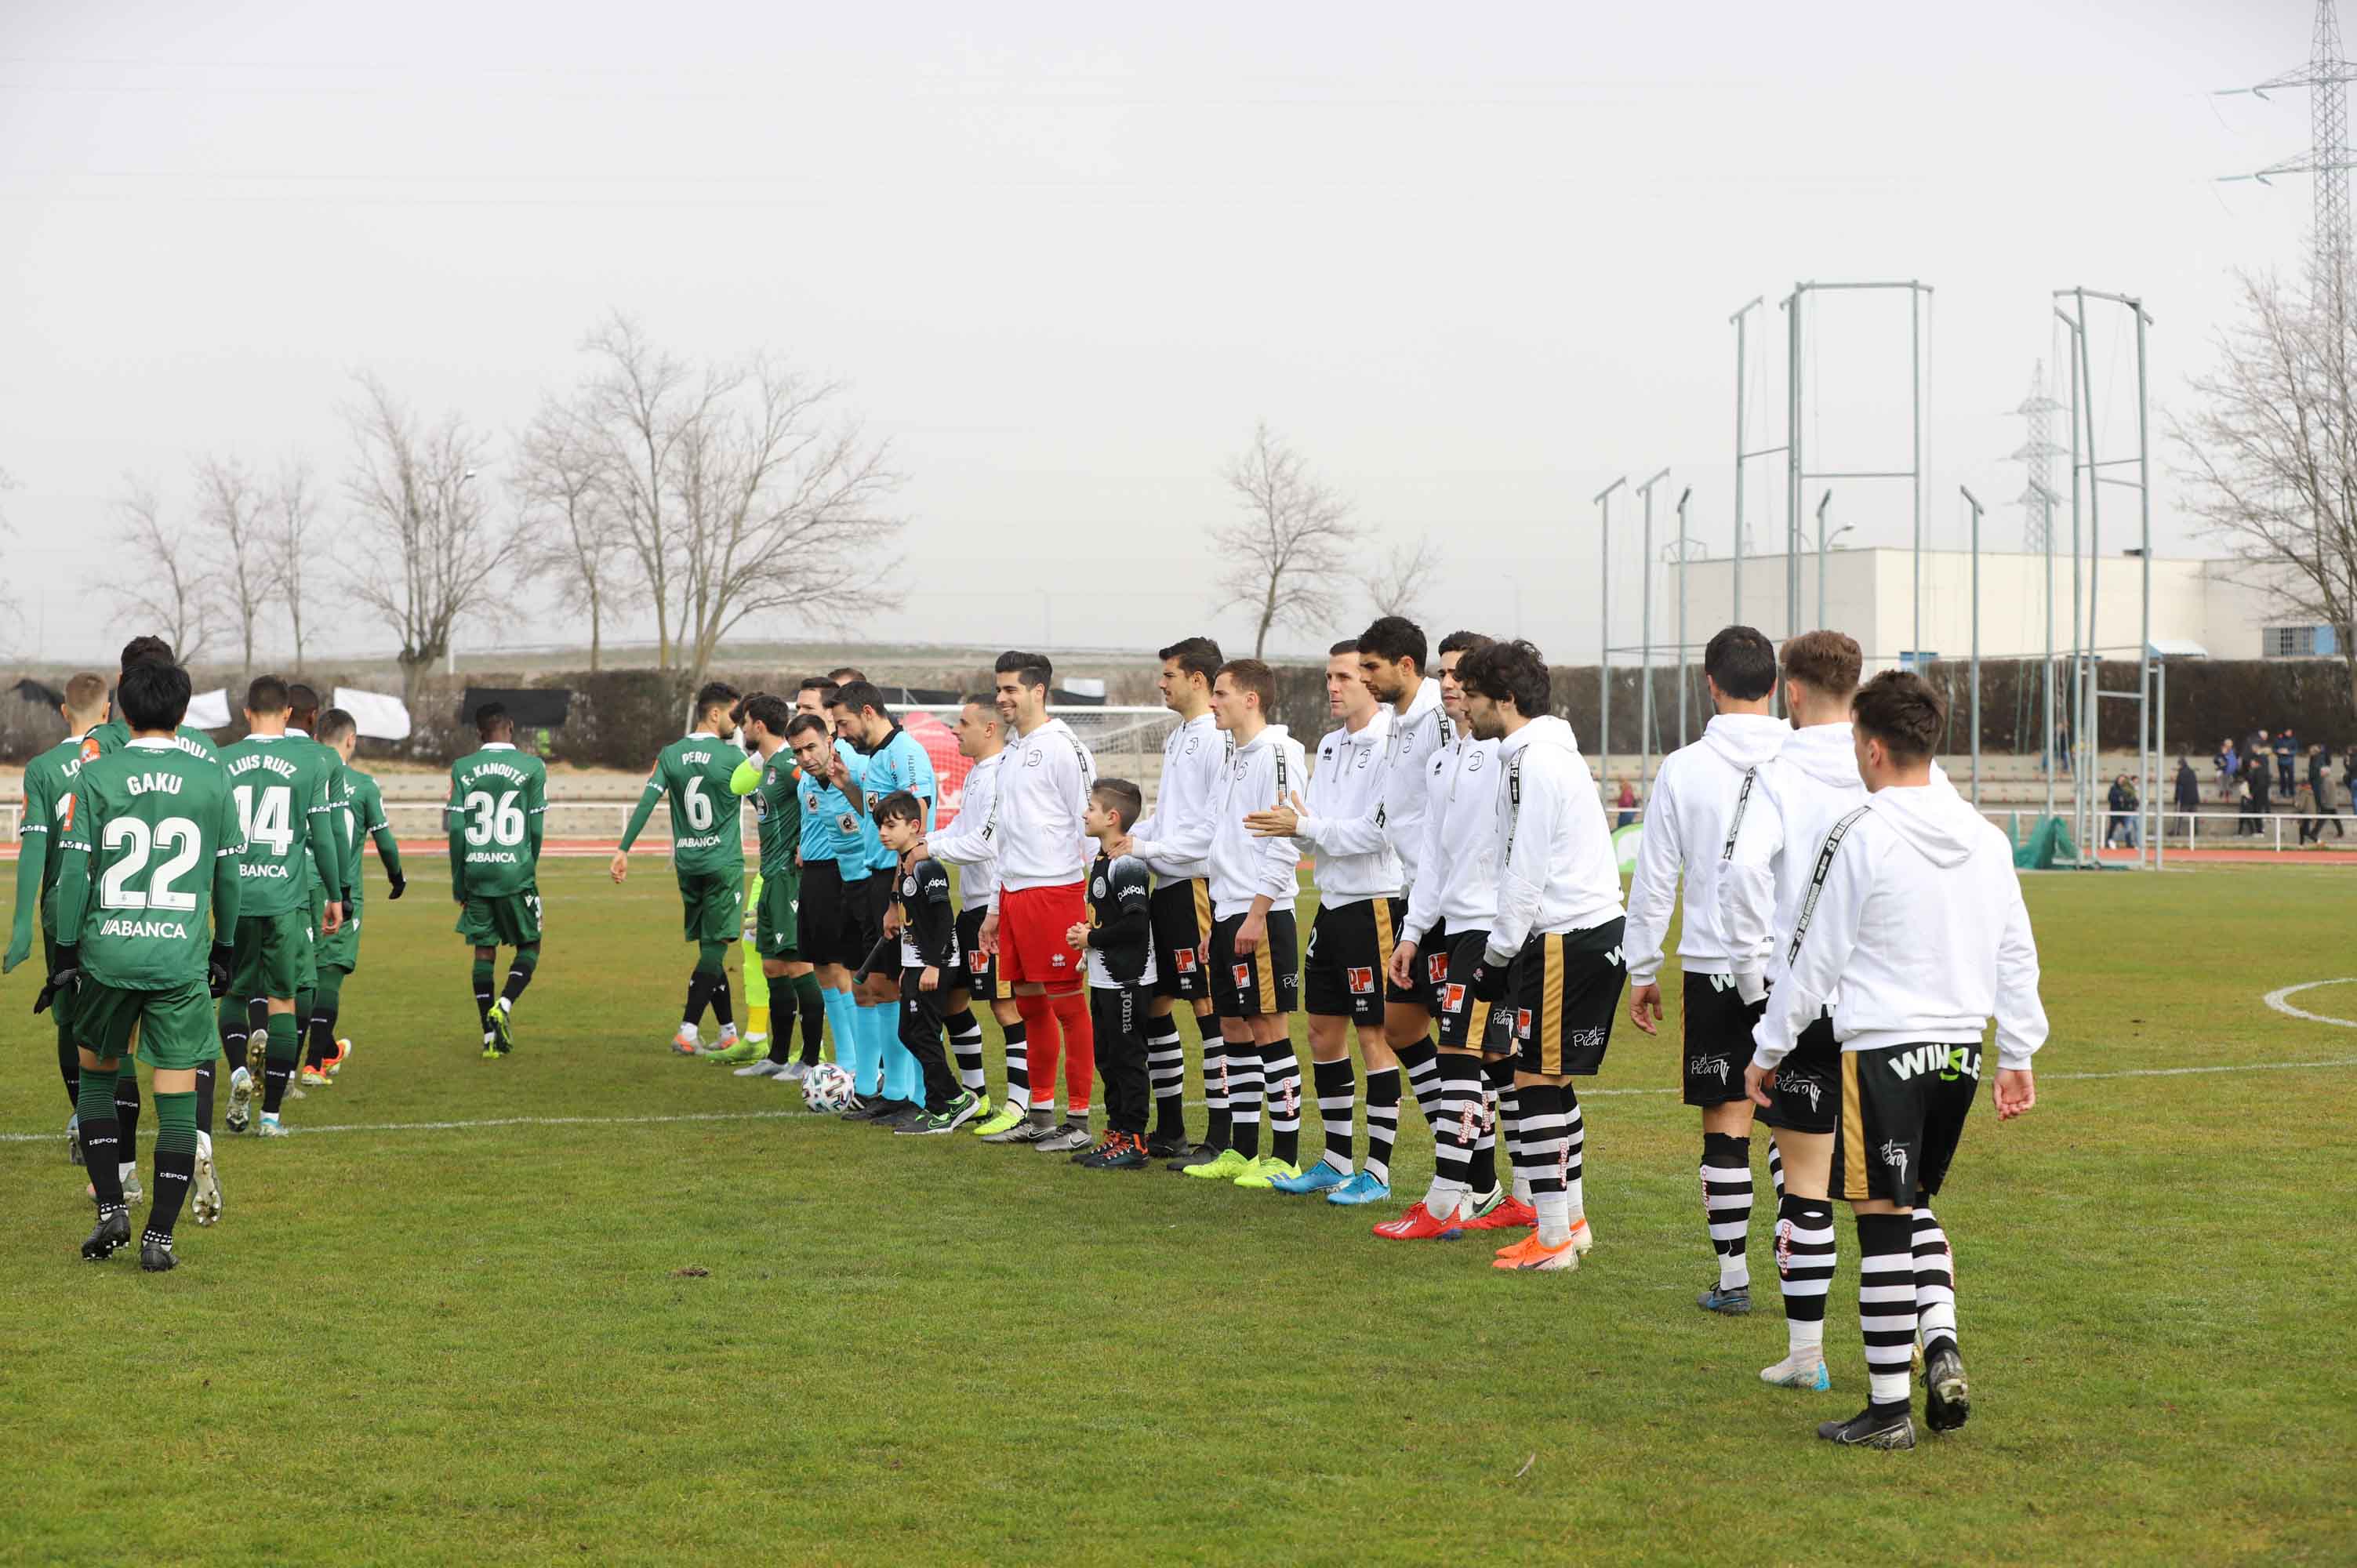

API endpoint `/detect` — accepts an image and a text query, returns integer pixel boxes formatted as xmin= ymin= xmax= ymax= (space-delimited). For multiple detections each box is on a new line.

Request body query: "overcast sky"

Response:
xmin=0 ymin=1 xmax=2329 ymax=667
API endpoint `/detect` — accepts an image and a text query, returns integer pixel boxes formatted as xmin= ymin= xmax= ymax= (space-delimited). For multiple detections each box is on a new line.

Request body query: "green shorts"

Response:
xmin=456 ymin=887 xmax=543 ymax=948
xmin=76 ymin=977 xmax=217 ymax=1072
xmin=318 ymin=898 xmax=361 ymax=975
xmin=233 ymin=909 xmax=313 ymax=1000
xmin=298 ymin=884 xmax=326 ymax=992
xmin=677 ymin=867 xmax=746 ymax=945
xmin=755 ymin=871 xmax=801 ymax=960
xmin=44 ymin=931 xmax=81 ymax=1033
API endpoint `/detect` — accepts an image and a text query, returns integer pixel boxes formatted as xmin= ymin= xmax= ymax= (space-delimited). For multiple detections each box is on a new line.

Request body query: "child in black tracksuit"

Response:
xmin=1065 ymin=779 xmax=1156 ymax=1169
xmin=876 ymin=791 xmax=981 ymax=1134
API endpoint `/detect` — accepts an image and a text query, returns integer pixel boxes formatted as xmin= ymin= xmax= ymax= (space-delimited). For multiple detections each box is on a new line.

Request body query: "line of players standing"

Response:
xmin=623 ymin=619 xmax=2046 ymax=1451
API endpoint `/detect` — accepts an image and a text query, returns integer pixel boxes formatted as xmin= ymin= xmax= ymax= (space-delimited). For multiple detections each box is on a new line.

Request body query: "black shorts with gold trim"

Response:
xmin=1832 ymin=1039 xmax=1981 ymax=1205
xmin=1210 ymin=909 xmax=1299 ymax=1020
xmin=1680 ymin=970 xmax=1761 ymax=1108
xmin=1302 ymin=895 xmax=1403 ymax=1025
xmin=1436 ymin=926 xmax=1515 ymax=1053
xmin=1505 ymin=916 xmax=1627 ymax=1076
xmin=1149 ymin=876 xmax=1214 ymax=1002
xmin=953 ymin=904 xmax=1011 ymax=1005
xmin=1390 ymin=917 xmax=1452 ymax=1012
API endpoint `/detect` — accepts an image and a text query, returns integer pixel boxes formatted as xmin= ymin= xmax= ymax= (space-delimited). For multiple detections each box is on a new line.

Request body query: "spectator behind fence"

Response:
xmin=2251 ymin=750 xmax=2274 ymax=815
xmin=2237 ymin=764 xmax=2261 ymax=836
xmin=2215 ymin=738 xmax=2238 ymax=801
xmin=2275 ymin=728 xmax=2298 ymax=795
xmin=2174 ymin=756 xmax=2200 ymax=835
xmin=2301 ymin=743 xmax=2344 ymax=844
xmin=1614 ymin=775 xmax=1636 ymax=829
xmin=2106 ymin=773 xmax=2140 ymax=850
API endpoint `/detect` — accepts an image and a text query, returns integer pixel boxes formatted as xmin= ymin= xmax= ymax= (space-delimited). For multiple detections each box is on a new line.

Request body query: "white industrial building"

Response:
xmin=1647 ymin=547 xmax=2330 ymax=667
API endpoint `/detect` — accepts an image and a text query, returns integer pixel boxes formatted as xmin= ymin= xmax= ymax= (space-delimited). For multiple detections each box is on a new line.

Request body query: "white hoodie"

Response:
xmin=1294 ymin=708 xmax=1403 ymax=906
xmin=992 ymin=717 xmax=1097 ymax=895
xmin=927 ymin=750 xmax=1003 ymax=899
xmin=1131 ymin=712 xmax=1226 ymax=881
xmin=1378 ymin=675 xmax=1455 ymax=895
xmin=1751 ymin=775 xmax=2048 ymax=1073
xmin=1400 ymin=731 xmax=1503 ymax=945
xmin=1484 ymin=716 xmax=1624 ymax=965
xmin=1622 ymin=712 xmax=1789 ymax=985
xmin=1208 ymin=722 xmax=1309 ymax=920
xmin=1717 ymin=721 xmax=1868 ymax=1005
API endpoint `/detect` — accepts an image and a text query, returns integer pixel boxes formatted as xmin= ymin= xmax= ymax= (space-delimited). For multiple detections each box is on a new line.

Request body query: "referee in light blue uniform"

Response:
xmin=828 ymin=681 xmax=939 ymax=1120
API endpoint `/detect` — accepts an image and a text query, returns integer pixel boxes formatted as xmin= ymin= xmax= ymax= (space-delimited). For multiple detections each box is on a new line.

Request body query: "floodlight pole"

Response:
xmin=1676 ymin=486 xmax=1694 ymax=751
xmin=1595 ymin=476 xmax=1627 ymax=786
xmin=1961 ymin=486 xmax=1985 ymax=808
xmin=1730 ymin=296 xmax=1768 ymax=630
xmin=1815 ymin=490 xmax=1833 ymax=626
xmin=1636 ymin=467 xmax=1671 ymax=791
xmin=2029 ymin=478 xmax=2061 ymax=826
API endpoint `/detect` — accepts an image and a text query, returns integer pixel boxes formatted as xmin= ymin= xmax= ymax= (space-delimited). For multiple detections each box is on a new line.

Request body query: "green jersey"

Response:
xmin=53 ymin=737 xmax=243 ymax=990
xmin=4 ymin=736 xmax=92 ymax=972
xmin=218 ymin=732 xmax=347 ymax=916
xmin=732 ymin=750 xmax=803 ymax=878
xmin=89 ymin=717 xmax=222 ymax=765
xmin=338 ymin=768 xmax=405 ymax=909
xmin=619 ymin=732 xmax=746 ymax=877
xmin=446 ymin=742 xmax=548 ymax=899
xmin=289 ymin=729 xmax=346 ymax=898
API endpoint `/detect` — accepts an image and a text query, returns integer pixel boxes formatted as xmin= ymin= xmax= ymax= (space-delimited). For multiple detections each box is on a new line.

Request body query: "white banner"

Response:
xmin=334 ymin=686 xmax=412 ymax=742
xmin=187 ymin=688 xmax=231 ymax=731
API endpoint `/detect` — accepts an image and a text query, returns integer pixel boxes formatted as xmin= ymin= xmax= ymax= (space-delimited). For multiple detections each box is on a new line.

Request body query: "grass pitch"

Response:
xmin=2 ymin=860 xmax=2354 ymax=1566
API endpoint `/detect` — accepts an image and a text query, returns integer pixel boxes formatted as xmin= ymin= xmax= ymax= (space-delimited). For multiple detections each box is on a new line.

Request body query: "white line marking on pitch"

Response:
xmin=7 ymin=1054 xmax=2357 ymax=1145
xmin=2262 ymin=978 xmax=2357 ymax=1029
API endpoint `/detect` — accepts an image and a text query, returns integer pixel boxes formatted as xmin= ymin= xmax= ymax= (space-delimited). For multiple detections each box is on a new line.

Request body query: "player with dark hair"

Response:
xmin=829 ymin=678 xmax=940 ymax=1119
xmin=1066 ymin=777 xmax=1155 ymax=1168
xmin=1128 ymin=635 xmax=1228 ymax=1161
xmin=1718 ymin=628 xmax=1867 ymax=1391
xmin=46 ymin=657 xmax=243 ymax=1270
xmin=219 ymin=676 xmax=347 ymax=1135
xmin=728 ymin=695 xmax=830 ymax=1083
xmin=874 ymin=789 xmax=982 ymax=1134
xmin=299 ymin=707 xmax=406 ymax=1087
xmin=1747 ymin=670 xmax=2046 ymax=1449
xmin=1182 ymin=658 xmax=1309 ymax=1186
xmin=1455 ymin=639 xmax=1627 ymax=1272
xmin=86 ymin=636 xmax=223 ymax=764
xmin=610 ymin=681 xmax=749 ymax=1056
xmin=977 ymin=652 xmax=1101 ymax=1152
xmin=447 ymin=702 xmax=547 ymax=1058
xmin=1622 ymin=624 xmax=1787 ymax=1313
xmin=284 ymin=682 xmax=346 ymax=1085
xmin=925 ymin=695 xmax=1015 ymax=1125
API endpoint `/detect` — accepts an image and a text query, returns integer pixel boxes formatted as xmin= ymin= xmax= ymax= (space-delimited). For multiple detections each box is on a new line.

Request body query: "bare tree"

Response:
xmin=1360 ymin=532 xmax=1444 ymax=622
xmin=1215 ymin=421 xmax=1360 ymax=658
xmin=576 ymin=314 xmax=904 ymax=684
xmin=107 ymin=476 xmax=213 ymax=662
xmin=516 ymin=396 xmax=637 ymax=671
xmin=267 ymin=459 xmax=320 ymax=668
xmin=192 ymin=456 xmax=274 ymax=676
xmin=342 ymin=372 xmax=518 ymax=705
xmin=2178 ymin=270 xmax=2357 ymax=710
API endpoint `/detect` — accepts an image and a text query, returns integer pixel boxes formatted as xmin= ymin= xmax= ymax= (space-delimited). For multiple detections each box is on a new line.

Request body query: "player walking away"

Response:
xmin=45 ymin=659 xmax=242 ymax=1271
xmin=1128 ymin=636 xmax=1227 ymax=1162
xmin=610 ymin=681 xmax=749 ymax=1056
xmin=1746 ymin=671 xmax=2046 ymax=1450
xmin=784 ymin=703 xmax=882 ymax=1109
xmin=447 ymin=703 xmax=547 ymax=1059
xmin=1182 ymin=659 xmax=1309 ymax=1188
xmin=1622 ymin=626 xmax=1787 ymax=1314
xmin=86 ymin=636 xmax=224 ymax=765
xmin=1066 ymin=778 xmax=1156 ymax=1169
xmin=284 ymin=684 xmax=344 ymax=1088
xmin=830 ymin=681 xmax=940 ymax=1117
xmin=928 ymin=695 xmax=1017 ymax=1127
xmin=1717 ymin=630 xmax=1865 ymax=1392
xmin=7 ymin=675 xmax=119 ymax=1167
xmin=976 ymin=652 xmax=1101 ymax=1152
xmin=1457 ymin=640 xmax=1626 ymax=1273
xmin=873 ymin=791 xmax=984 ymax=1134
xmin=1377 ymin=630 xmax=1534 ymax=1240
xmin=1248 ymin=641 xmax=1402 ymax=1201
xmin=300 ymin=708 xmax=407 ymax=1087
xmin=726 ymin=696 xmax=823 ymax=1081
xmin=218 ymin=677 xmax=347 ymax=1136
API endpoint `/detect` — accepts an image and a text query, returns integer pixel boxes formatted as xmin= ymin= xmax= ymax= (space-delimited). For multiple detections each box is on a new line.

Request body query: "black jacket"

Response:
xmin=2174 ymin=764 xmax=2200 ymax=810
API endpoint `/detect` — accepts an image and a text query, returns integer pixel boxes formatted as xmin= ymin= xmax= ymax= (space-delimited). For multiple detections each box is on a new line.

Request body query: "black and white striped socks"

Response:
xmin=944 ymin=1009 xmax=986 ymax=1094
xmin=1144 ymin=1013 xmax=1186 ymax=1138
xmin=1422 ymin=1054 xmax=1484 ymax=1218
xmin=1774 ymin=1196 xmax=1836 ymax=1359
xmin=1513 ymin=1082 xmax=1575 ymax=1246
xmin=1913 ymin=1207 xmax=1957 ymax=1352
xmin=1701 ymin=1133 xmax=1754 ymax=1292
xmin=1363 ymin=1065 xmax=1400 ymax=1186
xmin=1393 ymin=1036 xmax=1445 ymax=1129
xmin=1226 ymin=1040 xmax=1264 ymax=1159
xmin=1313 ymin=1057 xmax=1356 ymax=1176
xmin=1262 ymin=1042 xmax=1304 ymax=1167
xmin=1001 ymin=1020 xmax=1030 ymax=1108
xmin=1857 ymin=1213 xmax=1919 ymax=1410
